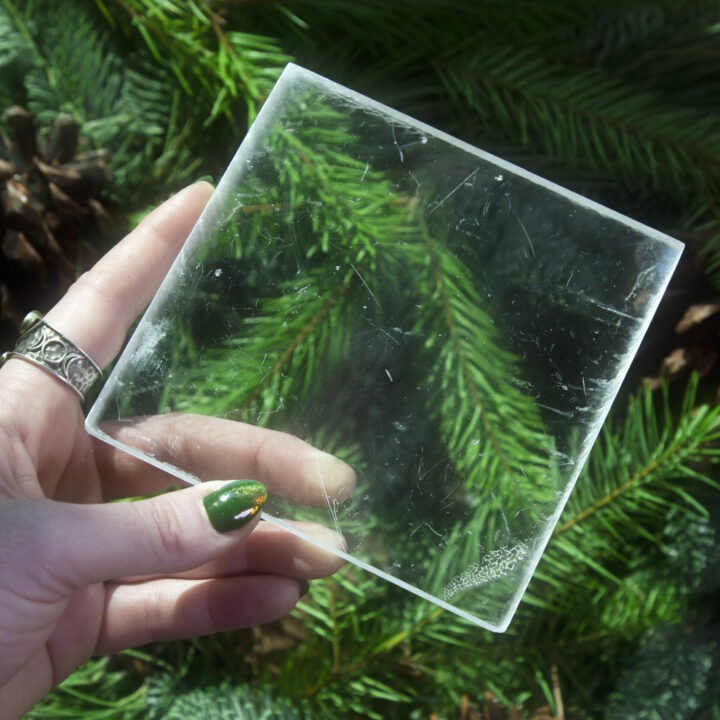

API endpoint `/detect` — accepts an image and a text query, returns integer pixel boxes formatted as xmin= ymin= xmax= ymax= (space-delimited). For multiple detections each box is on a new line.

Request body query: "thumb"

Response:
xmin=9 ymin=480 xmax=268 ymax=593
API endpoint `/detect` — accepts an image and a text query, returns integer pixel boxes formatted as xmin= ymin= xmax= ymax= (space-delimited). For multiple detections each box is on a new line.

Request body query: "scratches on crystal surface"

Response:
xmin=582 ymin=296 xmax=642 ymax=321
xmin=536 ymin=403 xmax=577 ymax=419
xmin=361 ymin=161 xmax=370 ymax=184
xmin=350 ymin=263 xmax=381 ymax=308
xmin=391 ymin=124 xmax=404 ymax=163
xmin=428 ymin=167 xmax=480 ymax=214
xmin=510 ymin=208 xmax=536 ymax=258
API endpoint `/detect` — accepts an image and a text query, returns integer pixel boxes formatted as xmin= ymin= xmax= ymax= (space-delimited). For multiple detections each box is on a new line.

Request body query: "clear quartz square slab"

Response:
xmin=86 ymin=63 xmax=682 ymax=632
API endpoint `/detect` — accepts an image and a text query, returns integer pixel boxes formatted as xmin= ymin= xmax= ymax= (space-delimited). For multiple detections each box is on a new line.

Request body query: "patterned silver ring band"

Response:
xmin=0 ymin=310 xmax=102 ymax=400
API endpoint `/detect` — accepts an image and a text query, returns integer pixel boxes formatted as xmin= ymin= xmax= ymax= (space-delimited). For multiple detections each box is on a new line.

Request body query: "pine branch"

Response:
xmin=417 ymin=223 xmax=554 ymax=497
xmin=26 ymin=656 xmax=146 ymax=719
xmin=518 ymin=374 xmax=720 ymax=635
xmin=276 ymin=0 xmax=606 ymax=57
xmin=556 ymin=375 xmax=720 ymax=539
xmin=0 ymin=1 xmax=32 ymax=108
xmin=259 ymin=376 xmax=720 ymax=715
xmin=614 ymin=27 xmax=720 ymax=112
xmin=162 ymin=106 xmax=419 ymax=425
xmin=275 ymin=571 xmax=439 ymax=717
xmin=147 ymin=679 xmax=308 ymax=720
xmin=172 ymin=271 xmax=355 ymax=425
xmin=0 ymin=0 xmax=195 ymax=203
xmin=606 ymin=624 xmax=720 ymax=720
xmin=97 ymin=0 xmax=291 ymax=124
xmin=437 ymin=45 xmax=720 ymax=208
xmin=546 ymin=0 xmax=720 ymax=67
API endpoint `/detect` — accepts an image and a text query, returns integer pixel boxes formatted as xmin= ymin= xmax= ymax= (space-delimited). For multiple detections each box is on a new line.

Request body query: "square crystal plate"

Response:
xmin=86 ymin=63 xmax=682 ymax=632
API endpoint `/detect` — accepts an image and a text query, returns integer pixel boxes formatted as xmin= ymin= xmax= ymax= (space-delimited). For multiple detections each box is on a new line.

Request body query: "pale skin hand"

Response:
xmin=0 ymin=183 xmax=356 ymax=718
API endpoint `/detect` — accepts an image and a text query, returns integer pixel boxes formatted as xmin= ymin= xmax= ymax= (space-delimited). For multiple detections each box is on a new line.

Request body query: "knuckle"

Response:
xmin=71 ymin=269 xmax=114 ymax=313
xmin=147 ymin=496 xmax=187 ymax=564
xmin=160 ymin=414 xmax=192 ymax=467
xmin=250 ymin=436 xmax=270 ymax=478
xmin=251 ymin=430 xmax=288 ymax=480
xmin=140 ymin=582 xmax=167 ymax=638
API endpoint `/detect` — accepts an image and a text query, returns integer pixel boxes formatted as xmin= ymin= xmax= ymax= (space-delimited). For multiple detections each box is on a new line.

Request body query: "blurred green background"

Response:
xmin=1 ymin=1 xmax=719 ymax=718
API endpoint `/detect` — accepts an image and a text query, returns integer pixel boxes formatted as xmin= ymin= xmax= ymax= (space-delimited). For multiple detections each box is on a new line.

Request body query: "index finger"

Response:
xmin=44 ymin=182 xmax=214 ymax=369
xmin=95 ymin=414 xmax=357 ymax=505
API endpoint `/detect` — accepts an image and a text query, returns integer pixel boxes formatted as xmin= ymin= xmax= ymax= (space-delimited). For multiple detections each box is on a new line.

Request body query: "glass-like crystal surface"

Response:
xmin=86 ymin=64 xmax=682 ymax=631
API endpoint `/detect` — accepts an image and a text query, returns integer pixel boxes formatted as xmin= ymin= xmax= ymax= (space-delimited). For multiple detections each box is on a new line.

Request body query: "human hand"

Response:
xmin=0 ymin=183 xmax=356 ymax=718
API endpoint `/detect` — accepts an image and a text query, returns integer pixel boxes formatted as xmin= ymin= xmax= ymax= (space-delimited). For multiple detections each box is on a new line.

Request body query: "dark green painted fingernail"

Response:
xmin=298 ymin=579 xmax=310 ymax=598
xmin=203 ymin=480 xmax=267 ymax=533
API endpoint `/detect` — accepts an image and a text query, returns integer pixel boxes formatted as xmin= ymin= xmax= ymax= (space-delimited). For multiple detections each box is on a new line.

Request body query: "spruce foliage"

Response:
xmin=5 ymin=0 xmax=720 ymax=717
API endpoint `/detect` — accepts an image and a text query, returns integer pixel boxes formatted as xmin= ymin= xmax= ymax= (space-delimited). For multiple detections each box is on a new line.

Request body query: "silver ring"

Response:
xmin=1 ymin=311 xmax=101 ymax=400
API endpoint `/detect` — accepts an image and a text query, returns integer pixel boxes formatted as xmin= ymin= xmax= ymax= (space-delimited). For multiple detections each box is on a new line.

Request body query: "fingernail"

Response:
xmin=302 ymin=451 xmax=356 ymax=501
xmin=298 ymin=579 xmax=311 ymax=597
xmin=193 ymin=175 xmax=215 ymax=186
xmin=203 ymin=480 xmax=267 ymax=533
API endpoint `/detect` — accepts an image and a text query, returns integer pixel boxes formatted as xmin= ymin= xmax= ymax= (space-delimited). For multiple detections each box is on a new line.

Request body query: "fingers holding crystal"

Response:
xmin=95 ymin=414 xmax=357 ymax=506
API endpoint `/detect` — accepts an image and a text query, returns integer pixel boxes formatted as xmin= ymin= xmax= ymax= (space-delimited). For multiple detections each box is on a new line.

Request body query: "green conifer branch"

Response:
xmin=418 ymin=224 xmax=553 ymax=497
xmin=426 ymin=239 xmax=513 ymax=475
xmin=166 ymin=111 xmax=419 ymax=423
xmin=251 ymin=281 xmax=352 ymax=400
xmin=553 ymin=440 xmax=688 ymax=536
xmin=513 ymin=374 xmax=720 ymax=640
xmin=96 ymin=0 xmax=291 ymax=124
xmin=170 ymin=275 xmax=354 ymax=424
xmin=438 ymin=46 xmax=720 ymax=205
xmin=546 ymin=0 xmax=720 ymax=69
xmin=438 ymin=37 xmax=720 ymax=283
xmin=265 ymin=376 xmax=720 ymax=712
xmin=553 ymin=375 xmax=720 ymax=539
xmin=0 ymin=0 xmax=197 ymax=203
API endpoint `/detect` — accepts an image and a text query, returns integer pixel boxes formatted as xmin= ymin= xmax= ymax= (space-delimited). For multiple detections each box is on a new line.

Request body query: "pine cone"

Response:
xmin=0 ymin=106 xmax=115 ymax=350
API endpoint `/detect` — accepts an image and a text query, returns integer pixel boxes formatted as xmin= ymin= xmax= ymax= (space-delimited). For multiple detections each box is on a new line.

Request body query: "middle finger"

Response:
xmin=119 ymin=520 xmax=346 ymax=582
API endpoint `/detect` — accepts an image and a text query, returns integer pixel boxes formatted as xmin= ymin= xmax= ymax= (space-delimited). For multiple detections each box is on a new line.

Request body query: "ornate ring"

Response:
xmin=1 ymin=310 xmax=101 ymax=400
